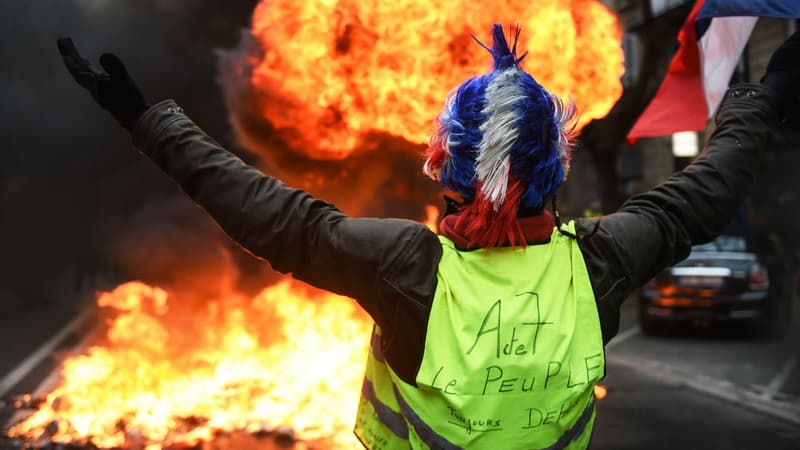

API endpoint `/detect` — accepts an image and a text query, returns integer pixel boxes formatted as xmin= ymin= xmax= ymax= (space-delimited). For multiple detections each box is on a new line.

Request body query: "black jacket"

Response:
xmin=131 ymin=83 xmax=779 ymax=385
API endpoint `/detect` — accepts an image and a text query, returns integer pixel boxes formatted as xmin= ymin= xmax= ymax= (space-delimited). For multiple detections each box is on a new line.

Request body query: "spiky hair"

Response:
xmin=423 ymin=24 xmax=578 ymax=248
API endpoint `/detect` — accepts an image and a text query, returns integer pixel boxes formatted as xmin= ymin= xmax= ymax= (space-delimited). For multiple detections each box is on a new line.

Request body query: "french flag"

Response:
xmin=627 ymin=0 xmax=800 ymax=141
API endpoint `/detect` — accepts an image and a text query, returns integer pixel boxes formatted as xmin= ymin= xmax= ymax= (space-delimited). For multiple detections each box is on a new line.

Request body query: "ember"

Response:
xmin=594 ymin=384 xmax=608 ymax=400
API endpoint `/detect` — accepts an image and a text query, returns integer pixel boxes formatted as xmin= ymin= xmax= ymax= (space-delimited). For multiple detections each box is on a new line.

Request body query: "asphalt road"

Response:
xmin=608 ymin=294 xmax=800 ymax=421
xmin=2 ymin=293 xmax=800 ymax=449
xmin=593 ymin=360 xmax=800 ymax=449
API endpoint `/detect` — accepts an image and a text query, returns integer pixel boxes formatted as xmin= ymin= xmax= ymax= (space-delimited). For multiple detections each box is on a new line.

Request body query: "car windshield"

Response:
xmin=693 ymin=235 xmax=747 ymax=252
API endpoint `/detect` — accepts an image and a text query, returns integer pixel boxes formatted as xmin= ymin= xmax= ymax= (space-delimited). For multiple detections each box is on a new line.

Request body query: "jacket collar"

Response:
xmin=439 ymin=210 xmax=555 ymax=250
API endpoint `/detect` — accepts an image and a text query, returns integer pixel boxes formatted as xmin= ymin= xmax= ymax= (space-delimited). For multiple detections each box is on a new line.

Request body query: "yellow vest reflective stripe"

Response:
xmin=355 ymin=221 xmax=604 ymax=449
xmin=393 ymin=383 xmax=596 ymax=450
xmin=361 ymin=378 xmax=409 ymax=439
xmin=356 ymin=327 xmax=412 ymax=450
xmin=359 ymin=329 xmax=409 ymax=441
xmin=540 ymin=398 xmax=595 ymax=450
xmin=356 ymin=333 xmax=597 ymax=450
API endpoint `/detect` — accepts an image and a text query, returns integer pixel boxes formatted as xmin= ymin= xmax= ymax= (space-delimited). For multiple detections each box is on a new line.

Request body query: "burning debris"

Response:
xmin=5 ymin=279 xmax=371 ymax=449
xmin=1 ymin=396 xmax=46 ymax=412
xmin=2 ymin=427 xmax=304 ymax=450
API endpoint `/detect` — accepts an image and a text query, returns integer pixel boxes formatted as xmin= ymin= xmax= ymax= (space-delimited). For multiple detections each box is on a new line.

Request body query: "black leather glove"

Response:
xmin=57 ymin=38 xmax=148 ymax=131
xmin=762 ymin=31 xmax=800 ymax=114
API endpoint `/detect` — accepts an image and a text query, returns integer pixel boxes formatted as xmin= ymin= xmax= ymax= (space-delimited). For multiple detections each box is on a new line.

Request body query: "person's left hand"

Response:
xmin=57 ymin=37 xmax=148 ymax=131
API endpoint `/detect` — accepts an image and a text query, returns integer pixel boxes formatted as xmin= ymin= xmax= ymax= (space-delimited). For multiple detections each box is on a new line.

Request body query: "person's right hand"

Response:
xmin=762 ymin=31 xmax=800 ymax=114
xmin=57 ymin=37 xmax=148 ymax=131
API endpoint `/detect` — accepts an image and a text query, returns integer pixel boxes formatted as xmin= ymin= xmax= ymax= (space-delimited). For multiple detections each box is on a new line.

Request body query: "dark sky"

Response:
xmin=0 ymin=0 xmax=261 ymax=309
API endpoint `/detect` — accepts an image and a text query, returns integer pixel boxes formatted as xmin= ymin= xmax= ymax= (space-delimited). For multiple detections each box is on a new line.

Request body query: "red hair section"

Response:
xmin=454 ymin=179 xmax=527 ymax=249
xmin=422 ymin=116 xmax=449 ymax=181
xmin=423 ymin=141 xmax=447 ymax=181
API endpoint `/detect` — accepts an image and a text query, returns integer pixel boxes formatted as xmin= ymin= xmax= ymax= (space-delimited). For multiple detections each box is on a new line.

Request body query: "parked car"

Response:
xmin=638 ymin=228 xmax=786 ymax=334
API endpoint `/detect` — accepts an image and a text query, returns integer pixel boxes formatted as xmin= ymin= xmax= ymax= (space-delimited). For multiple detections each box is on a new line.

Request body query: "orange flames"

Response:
xmin=594 ymin=384 xmax=608 ymax=400
xmin=249 ymin=0 xmax=623 ymax=160
xmin=8 ymin=279 xmax=371 ymax=449
xmin=423 ymin=205 xmax=440 ymax=233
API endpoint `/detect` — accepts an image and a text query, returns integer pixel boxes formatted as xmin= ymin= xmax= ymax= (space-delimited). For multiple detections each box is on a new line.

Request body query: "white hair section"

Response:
xmin=476 ymin=68 xmax=527 ymax=210
xmin=421 ymin=159 xmax=438 ymax=180
xmin=551 ymin=93 xmax=579 ymax=180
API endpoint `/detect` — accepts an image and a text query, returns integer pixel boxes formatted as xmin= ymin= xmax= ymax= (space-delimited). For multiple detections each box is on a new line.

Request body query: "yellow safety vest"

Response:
xmin=355 ymin=221 xmax=605 ymax=450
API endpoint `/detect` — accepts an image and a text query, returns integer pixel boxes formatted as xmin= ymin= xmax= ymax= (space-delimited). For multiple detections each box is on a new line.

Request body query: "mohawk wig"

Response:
xmin=423 ymin=24 xmax=579 ymax=248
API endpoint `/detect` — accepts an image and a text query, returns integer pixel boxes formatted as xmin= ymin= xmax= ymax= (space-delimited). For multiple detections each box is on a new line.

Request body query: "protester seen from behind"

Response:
xmin=57 ymin=23 xmax=798 ymax=449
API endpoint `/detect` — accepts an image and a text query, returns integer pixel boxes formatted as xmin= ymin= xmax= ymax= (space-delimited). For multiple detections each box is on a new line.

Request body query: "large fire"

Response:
xmin=249 ymin=0 xmax=623 ymax=160
xmin=8 ymin=1 xmax=623 ymax=449
xmin=8 ymin=279 xmax=371 ymax=449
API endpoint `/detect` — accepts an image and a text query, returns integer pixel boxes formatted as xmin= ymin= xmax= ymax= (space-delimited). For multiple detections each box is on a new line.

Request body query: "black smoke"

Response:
xmin=0 ymin=0 xmax=264 ymax=312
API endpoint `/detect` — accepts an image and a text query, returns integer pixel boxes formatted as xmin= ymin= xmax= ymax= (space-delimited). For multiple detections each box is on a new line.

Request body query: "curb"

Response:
xmin=0 ymin=307 xmax=95 ymax=398
xmin=606 ymin=352 xmax=800 ymax=427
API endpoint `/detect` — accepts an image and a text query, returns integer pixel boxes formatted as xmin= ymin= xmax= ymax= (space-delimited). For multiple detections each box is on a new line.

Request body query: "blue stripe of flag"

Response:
xmin=695 ymin=0 xmax=800 ymax=41
xmin=698 ymin=0 xmax=800 ymax=20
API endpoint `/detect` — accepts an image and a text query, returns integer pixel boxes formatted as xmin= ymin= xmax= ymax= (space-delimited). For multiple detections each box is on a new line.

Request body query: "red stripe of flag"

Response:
xmin=627 ymin=0 xmax=708 ymax=143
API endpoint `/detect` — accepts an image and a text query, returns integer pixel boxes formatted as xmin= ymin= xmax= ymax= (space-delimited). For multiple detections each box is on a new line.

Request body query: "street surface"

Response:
xmin=1 ymin=293 xmax=799 ymax=449
xmin=608 ymin=295 xmax=800 ymax=420
xmin=592 ymin=297 xmax=800 ymax=448
xmin=594 ymin=360 xmax=800 ymax=449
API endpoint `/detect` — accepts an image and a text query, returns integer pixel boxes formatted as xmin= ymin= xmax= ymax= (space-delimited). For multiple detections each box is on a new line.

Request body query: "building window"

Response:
xmin=621 ymin=32 xmax=638 ymax=86
xmin=650 ymin=0 xmax=690 ymax=16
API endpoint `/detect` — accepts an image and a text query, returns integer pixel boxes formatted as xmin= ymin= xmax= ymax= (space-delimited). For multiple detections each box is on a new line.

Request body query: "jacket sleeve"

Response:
xmin=131 ymin=99 xmax=442 ymax=330
xmin=576 ymin=84 xmax=781 ymax=343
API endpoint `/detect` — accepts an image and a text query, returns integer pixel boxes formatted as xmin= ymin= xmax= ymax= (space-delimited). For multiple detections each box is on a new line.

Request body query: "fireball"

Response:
xmin=248 ymin=0 xmax=623 ymax=160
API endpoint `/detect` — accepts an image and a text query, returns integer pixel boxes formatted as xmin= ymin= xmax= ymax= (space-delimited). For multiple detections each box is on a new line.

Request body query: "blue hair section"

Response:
xmin=471 ymin=24 xmax=529 ymax=71
xmin=438 ymin=75 xmax=491 ymax=202
xmin=436 ymin=23 xmax=565 ymax=210
xmin=508 ymin=72 xmax=564 ymax=211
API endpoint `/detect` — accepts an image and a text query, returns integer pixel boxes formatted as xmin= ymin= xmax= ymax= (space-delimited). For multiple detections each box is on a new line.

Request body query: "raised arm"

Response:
xmin=131 ymin=100 xmax=440 ymax=305
xmin=56 ymin=38 xmax=442 ymax=328
xmin=578 ymin=84 xmax=778 ymax=326
xmin=577 ymin=33 xmax=799 ymax=342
